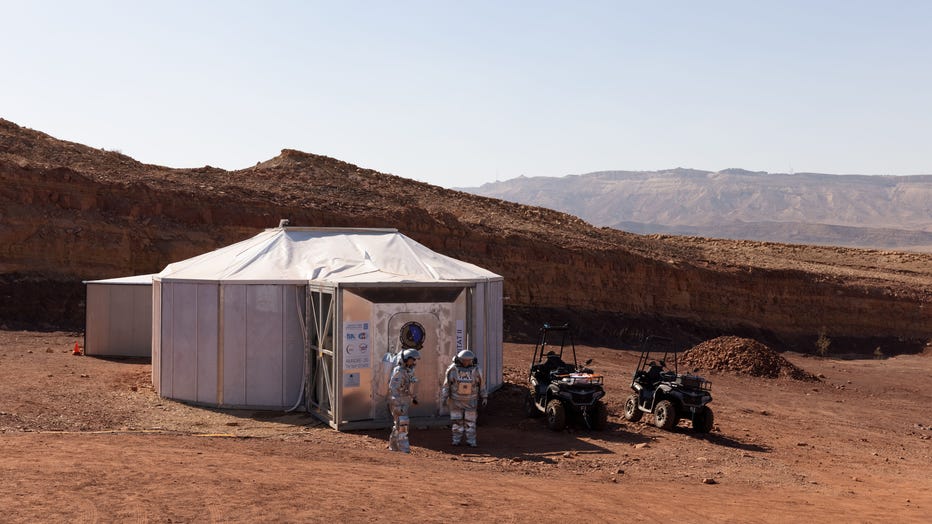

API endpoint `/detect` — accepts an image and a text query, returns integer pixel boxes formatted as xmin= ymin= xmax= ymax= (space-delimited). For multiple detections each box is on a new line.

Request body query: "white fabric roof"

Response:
xmin=84 ymin=274 xmax=156 ymax=285
xmin=154 ymin=227 xmax=502 ymax=284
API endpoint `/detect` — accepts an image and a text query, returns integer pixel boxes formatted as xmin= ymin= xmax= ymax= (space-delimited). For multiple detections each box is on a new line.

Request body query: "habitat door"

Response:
xmin=387 ymin=312 xmax=442 ymax=418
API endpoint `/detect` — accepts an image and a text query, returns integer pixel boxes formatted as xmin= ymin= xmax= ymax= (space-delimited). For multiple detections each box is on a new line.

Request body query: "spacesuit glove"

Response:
xmin=481 ymin=397 xmax=488 ymax=408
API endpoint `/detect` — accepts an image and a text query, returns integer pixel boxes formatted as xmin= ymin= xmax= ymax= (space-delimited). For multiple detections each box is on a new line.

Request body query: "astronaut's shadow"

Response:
xmin=357 ymin=382 xmax=651 ymax=458
xmin=359 ymin=415 xmax=650 ymax=461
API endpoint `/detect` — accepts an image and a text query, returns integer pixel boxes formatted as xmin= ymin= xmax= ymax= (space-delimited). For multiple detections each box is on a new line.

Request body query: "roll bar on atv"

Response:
xmin=530 ymin=323 xmax=584 ymax=371
xmin=633 ymin=335 xmax=679 ymax=377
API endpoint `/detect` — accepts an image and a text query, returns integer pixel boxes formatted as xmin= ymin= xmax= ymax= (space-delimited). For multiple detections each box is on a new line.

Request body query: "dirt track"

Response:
xmin=2 ymin=330 xmax=931 ymax=522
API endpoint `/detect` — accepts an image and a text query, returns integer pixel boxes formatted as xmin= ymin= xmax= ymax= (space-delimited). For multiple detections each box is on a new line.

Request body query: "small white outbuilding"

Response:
xmin=152 ymin=226 xmax=504 ymax=430
xmin=84 ymin=274 xmax=155 ymax=357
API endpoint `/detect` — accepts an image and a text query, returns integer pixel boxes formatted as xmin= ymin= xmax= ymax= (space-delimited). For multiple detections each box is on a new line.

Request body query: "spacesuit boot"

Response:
xmin=396 ymin=415 xmax=410 ymax=453
xmin=390 ymin=412 xmax=411 ymax=453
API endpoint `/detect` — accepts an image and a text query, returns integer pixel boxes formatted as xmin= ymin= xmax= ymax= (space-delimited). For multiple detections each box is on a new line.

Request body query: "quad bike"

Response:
xmin=525 ymin=323 xmax=607 ymax=431
xmin=623 ymin=336 xmax=714 ymax=433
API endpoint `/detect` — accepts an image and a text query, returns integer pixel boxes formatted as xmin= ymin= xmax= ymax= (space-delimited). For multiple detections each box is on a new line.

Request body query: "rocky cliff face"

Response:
xmin=2 ymin=119 xmax=930 ymax=354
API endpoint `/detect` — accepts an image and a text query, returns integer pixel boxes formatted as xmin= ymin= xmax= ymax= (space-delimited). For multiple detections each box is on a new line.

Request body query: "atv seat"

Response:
xmin=531 ymin=352 xmax=568 ymax=391
xmin=634 ymin=370 xmax=649 ymax=386
xmin=646 ymin=362 xmax=664 ymax=384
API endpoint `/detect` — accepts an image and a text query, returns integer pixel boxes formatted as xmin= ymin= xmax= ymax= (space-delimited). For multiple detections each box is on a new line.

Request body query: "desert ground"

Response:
xmin=1 ymin=330 xmax=931 ymax=523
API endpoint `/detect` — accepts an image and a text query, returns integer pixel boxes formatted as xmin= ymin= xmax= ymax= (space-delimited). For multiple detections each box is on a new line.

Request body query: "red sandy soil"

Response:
xmin=1 ymin=330 xmax=931 ymax=523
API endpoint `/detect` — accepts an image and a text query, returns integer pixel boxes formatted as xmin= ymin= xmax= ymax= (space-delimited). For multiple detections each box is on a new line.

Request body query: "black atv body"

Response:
xmin=623 ymin=336 xmax=714 ymax=433
xmin=525 ymin=323 xmax=607 ymax=431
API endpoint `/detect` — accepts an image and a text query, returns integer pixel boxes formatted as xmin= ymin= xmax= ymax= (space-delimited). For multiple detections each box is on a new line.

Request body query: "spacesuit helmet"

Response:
xmin=401 ymin=348 xmax=421 ymax=365
xmin=455 ymin=349 xmax=476 ymax=367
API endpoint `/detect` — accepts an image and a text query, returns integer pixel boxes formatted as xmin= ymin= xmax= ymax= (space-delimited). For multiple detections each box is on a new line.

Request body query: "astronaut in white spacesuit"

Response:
xmin=440 ymin=350 xmax=488 ymax=447
xmin=388 ymin=348 xmax=420 ymax=453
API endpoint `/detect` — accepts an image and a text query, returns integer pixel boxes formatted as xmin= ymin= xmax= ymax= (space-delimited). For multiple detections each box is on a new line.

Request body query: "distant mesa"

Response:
xmin=461 ymin=167 xmax=932 ymax=252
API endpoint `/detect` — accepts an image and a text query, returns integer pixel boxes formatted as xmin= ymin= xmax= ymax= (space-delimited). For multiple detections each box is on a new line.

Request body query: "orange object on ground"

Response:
xmin=73 ymin=342 xmax=81 ymax=355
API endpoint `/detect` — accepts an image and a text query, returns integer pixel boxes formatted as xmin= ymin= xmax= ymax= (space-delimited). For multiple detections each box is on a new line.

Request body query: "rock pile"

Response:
xmin=682 ymin=336 xmax=819 ymax=381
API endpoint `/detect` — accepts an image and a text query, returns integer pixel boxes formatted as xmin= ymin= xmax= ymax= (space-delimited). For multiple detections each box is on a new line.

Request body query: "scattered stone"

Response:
xmin=797 ymin=442 xmax=808 ymax=446
xmin=634 ymin=443 xmax=649 ymax=449
xmin=702 ymin=478 xmax=717 ymax=484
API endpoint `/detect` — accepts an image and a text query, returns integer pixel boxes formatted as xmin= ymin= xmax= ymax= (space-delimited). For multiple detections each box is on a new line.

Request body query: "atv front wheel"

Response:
xmin=623 ymin=394 xmax=642 ymax=422
xmin=524 ymin=390 xmax=542 ymax=418
xmin=590 ymin=400 xmax=608 ymax=430
xmin=692 ymin=406 xmax=714 ymax=433
xmin=654 ymin=400 xmax=678 ymax=430
xmin=545 ymin=399 xmax=566 ymax=431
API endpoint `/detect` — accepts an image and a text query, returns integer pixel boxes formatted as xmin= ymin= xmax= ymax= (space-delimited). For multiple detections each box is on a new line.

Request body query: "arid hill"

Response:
xmin=463 ymin=169 xmax=932 ymax=252
xmin=2 ymin=118 xmax=931 ymax=354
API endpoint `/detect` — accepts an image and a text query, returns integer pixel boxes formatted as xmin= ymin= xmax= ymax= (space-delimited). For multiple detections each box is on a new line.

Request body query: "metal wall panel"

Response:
xmin=158 ymin=281 xmax=173 ymax=396
xmin=222 ymin=284 xmax=248 ymax=406
xmin=245 ymin=285 xmax=285 ymax=407
xmin=129 ymin=285 xmax=153 ymax=357
xmin=109 ymin=285 xmax=136 ymax=353
xmin=152 ymin=280 xmax=161 ymax=393
xmin=339 ymin=291 xmax=375 ymax=422
xmin=170 ymin=283 xmax=199 ymax=402
xmin=85 ymin=285 xmax=109 ymax=355
xmin=196 ymin=284 xmax=219 ymax=404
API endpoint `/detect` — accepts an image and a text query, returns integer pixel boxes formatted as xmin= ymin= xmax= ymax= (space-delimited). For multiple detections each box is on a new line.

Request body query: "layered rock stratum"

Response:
xmin=2 ymin=119 xmax=930 ymax=354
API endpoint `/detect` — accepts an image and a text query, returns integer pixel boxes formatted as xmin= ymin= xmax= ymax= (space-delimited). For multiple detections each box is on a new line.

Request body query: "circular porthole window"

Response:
xmin=399 ymin=321 xmax=426 ymax=349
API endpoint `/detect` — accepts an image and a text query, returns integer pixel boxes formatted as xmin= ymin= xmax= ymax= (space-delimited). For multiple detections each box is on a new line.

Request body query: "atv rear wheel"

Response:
xmin=545 ymin=399 xmax=566 ymax=431
xmin=654 ymin=399 xmax=678 ymax=430
xmin=692 ymin=406 xmax=714 ymax=433
xmin=524 ymin=390 xmax=542 ymax=418
xmin=590 ymin=400 xmax=608 ymax=430
xmin=623 ymin=394 xmax=642 ymax=422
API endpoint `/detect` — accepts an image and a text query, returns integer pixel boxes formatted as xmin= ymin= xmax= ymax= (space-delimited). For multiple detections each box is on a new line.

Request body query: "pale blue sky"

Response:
xmin=4 ymin=1 xmax=931 ymax=188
